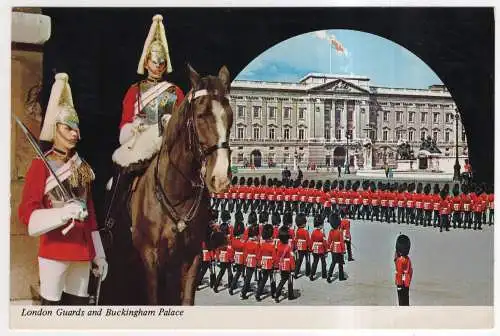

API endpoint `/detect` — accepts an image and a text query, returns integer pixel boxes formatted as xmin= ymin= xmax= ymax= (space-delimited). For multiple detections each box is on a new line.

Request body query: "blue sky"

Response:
xmin=235 ymin=30 xmax=443 ymax=89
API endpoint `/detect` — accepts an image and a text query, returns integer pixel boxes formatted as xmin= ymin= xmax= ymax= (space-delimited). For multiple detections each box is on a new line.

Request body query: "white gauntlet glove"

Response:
xmin=28 ymin=201 xmax=87 ymax=237
xmin=91 ymin=231 xmax=108 ymax=281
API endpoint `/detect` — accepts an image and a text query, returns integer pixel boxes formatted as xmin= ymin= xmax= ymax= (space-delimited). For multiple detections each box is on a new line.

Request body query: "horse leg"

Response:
xmin=181 ymin=255 xmax=200 ymax=305
xmin=140 ymin=246 xmax=159 ymax=305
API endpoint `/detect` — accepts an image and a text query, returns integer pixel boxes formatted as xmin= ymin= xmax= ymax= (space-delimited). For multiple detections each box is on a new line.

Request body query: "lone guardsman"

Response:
xmin=394 ymin=234 xmax=413 ymax=306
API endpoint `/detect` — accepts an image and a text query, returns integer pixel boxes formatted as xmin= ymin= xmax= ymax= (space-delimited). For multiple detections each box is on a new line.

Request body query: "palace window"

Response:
xmin=237 ymin=153 xmax=244 ymax=162
xmin=420 ymin=130 xmax=426 ymax=140
xmin=335 ymin=129 xmax=342 ymax=140
xmin=268 ymin=106 xmax=276 ymax=119
xmin=395 ymin=130 xmax=402 ymax=140
xmin=324 ymin=129 xmax=331 ymax=140
xmin=283 ymin=107 xmax=291 ymax=119
xmin=237 ymin=127 xmax=244 ymax=139
xmin=383 ymin=130 xmax=388 ymax=141
xmin=445 ymin=131 xmax=450 ymax=142
xmin=433 ymin=112 xmax=439 ymax=123
xmin=433 ymin=131 xmax=438 ymax=142
xmin=445 ymin=113 xmax=452 ymax=123
xmin=298 ymin=129 xmax=305 ymax=140
xmin=268 ymin=128 xmax=275 ymax=140
xmin=408 ymin=130 xmax=414 ymax=142
xmin=383 ymin=111 xmax=389 ymax=122
xmin=408 ymin=112 xmax=415 ymax=123
xmin=284 ymin=128 xmax=290 ymax=140
xmin=253 ymin=127 xmax=260 ymax=139
xmin=237 ymin=105 xmax=245 ymax=118
xmin=283 ymin=153 xmax=289 ymax=163
xmin=396 ymin=111 xmax=403 ymax=123
xmin=421 ymin=112 xmax=427 ymax=123
xmin=253 ymin=106 xmax=261 ymax=118
xmin=298 ymin=107 xmax=306 ymax=119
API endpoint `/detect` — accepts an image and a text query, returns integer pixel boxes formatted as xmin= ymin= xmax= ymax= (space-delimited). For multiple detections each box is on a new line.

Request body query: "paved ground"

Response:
xmin=195 ymin=215 xmax=494 ymax=306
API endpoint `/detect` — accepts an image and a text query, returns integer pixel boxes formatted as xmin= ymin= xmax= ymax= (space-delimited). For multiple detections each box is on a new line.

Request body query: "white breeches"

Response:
xmin=38 ymin=257 xmax=91 ymax=301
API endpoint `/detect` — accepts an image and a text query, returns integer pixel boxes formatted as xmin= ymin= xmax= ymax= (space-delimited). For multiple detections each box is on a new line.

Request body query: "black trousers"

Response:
xmin=473 ymin=212 xmax=482 ymax=229
xmin=214 ymin=262 xmax=233 ymax=290
xmin=397 ymin=207 xmax=405 ymax=223
xmin=424 ymin=210 xmax=432 ymax=227
xmin=489 ymin=209 xmax=494 ymax=225
xmin=452 ymin=211 xmax=462 ymax=228
xmin=405 ymin=208 xmax=415 ymax=224
xmin=197 ymin=261 xmax=215 ymax=287
xmin=415 ymin=208 xmax=424 ymax=225
xmin=380 ymin=206 xmax=388 ymax=222
xmin=228 ymin=199 xmax=235 ymax=213
xmin=463 ymin=212 xmax=472 ymax=229
xmin=397 ymin=286 xmax=410 ymax=306
xmin=433 ymin=210 xmax=440 ymax=227
xmin=294 ymin=251 xmax=311 ymax=277
xmin=256 ymin=269 xmax=276 ymax=298
xmin=360 ymin=204 xmax=371 ymax=220
xmin=310 ymin=253 xmax=327 ymax=279
xmin=440 ymin=214 xmax=450 ymax=232
xmin=328 ymin=253 xmax=345 ymax=280
xmin=275 ymin=271 xmax=293 ymax=300
xmin=230 ymin=264 xmax=245 ymax=293
xmin=371 ymin=206 xmax=380 ymax=221
xmin=345 ymin=240 xmax=353 ymax=260
xmin=388 ymin=207 xmax=396 ymax=222
xmin=241 ymin=266 xmax=255 ymax=297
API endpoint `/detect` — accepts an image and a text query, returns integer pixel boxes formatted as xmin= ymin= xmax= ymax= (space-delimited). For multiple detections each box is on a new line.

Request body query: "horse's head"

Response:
xmin=186 ymin=64 xmax=234 ymax=194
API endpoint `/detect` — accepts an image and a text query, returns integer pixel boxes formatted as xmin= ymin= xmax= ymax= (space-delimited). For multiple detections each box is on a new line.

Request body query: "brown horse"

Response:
xmin=129 ymin=65 xmax=233 ymax=305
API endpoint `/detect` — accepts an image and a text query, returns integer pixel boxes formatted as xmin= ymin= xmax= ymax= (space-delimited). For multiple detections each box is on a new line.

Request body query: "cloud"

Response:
xmin=236 ymin=59 xmax=312 ymax=82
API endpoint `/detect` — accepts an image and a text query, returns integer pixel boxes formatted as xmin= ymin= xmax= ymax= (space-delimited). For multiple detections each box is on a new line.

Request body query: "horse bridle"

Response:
xmin=154 ymin=87 xmax=231 ymax=232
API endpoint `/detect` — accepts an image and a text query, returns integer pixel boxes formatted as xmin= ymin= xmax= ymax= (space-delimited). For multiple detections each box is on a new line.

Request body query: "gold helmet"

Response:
xmin=39 ymin=73 xmax=80 ymax=142
xmin=137 ymin=14 xmax=173 ymax=75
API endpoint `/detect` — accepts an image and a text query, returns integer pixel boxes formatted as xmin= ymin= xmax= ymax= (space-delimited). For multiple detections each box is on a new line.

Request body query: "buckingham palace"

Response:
xmin=229 ymin=73 xmax=468 ymax=169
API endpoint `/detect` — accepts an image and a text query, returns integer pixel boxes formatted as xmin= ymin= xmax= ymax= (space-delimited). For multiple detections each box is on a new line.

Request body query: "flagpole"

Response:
xmin=329 ymin=42 xmax=332 ymax=74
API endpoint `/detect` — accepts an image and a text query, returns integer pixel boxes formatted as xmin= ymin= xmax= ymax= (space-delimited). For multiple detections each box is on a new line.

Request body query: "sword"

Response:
xmin=13 ymin=115 xmax=76 ymax=235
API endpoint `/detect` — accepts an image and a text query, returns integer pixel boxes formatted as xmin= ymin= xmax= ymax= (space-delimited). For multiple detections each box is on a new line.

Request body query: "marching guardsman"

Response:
xmin=243 ymin=210 xmax=258 ymax=241
xmin=472 ymin=184 xmax=484 ymax=230
xmin=352 ymin=181 xmax=362 ymax=220
xmin=387 ymin=183 xmax=397 ymax=223
xmin=414 ymin=183 xmax=424 ymax=226
xmin=220 ymin=210 xmax=233 ymax=240
xmin=255 ymin=224 xmax=277 ymax=301
xmin=370 ymin=182 xmax=380 ymax=222
xmin=293 ymin=212 xmax=311 ymax=278
xmin=258 ymin=208 xmax=269 ymax=237
xmin=405 ymin=183 xmax=416 ymax=224
xmin=236 ymin=176 xmax=246 ymax=210
xmin=281 ymin=211 xmax=296 ymax=254
xmin=379 ymin=183 xmax=389 ymax=223
xmin=274 ymin=226 xmax=296 ymax=302
xmin=228 ymin=176 xmax=238 ymax=213
xmin=450 ymin=184 xmax=463 ymax=229
xmin=234 ymin=206 xmax=244 ymax=231
xmin=327 ymin=211 xmax=346 ymax=282
xmin=337 ymin=180 xmax=346 ymax=215
xmin=396 ymin=183 xmax=407 ymax=224
xmin=299 ymin=179 xmax=309 ymax=214
xmin=321 ymin=190 xmax=333 ymax=220
xmin=394 ymin=234 xmax=413 ymax=306
xmin=275 ymin=180 xmax=284 ymax=214
xmin=309 ymin=214 xmax=327 ymax=281
xmin=291 ymin=180 xmax=300 ymax=214
xmin=487 ymin=184 xmax=494 ymax=226
xmin=330 ymin=180 xmax=339 ymax=213
xmin=18 ymin=73 xmax=108 ymax=305
xmin=266 ymin=179 xmax=276 ymax=213
xmin=252 ymin=178 xmax=261 ymax=212
xmin=461 ymin=184 xmax=473 ymax=229
xmin=242 ymin=177 xmax=253 ymax=213
xmin=213 ymin=221 xmax=234 ymax=293
xmin=312 ymin=180 xmax=323 ymax=216
xmin=439 ymin=189 xmax=451 ymax=232
xmin=271 ymin=210 xmax=282 ymax=246
xmin=432 ymin=184 xmax=441 ymax=228
xmin=360 ymin=180 xmax=371 ymax=220
xmin=480 ymin=183 xmax=489 ymax=226
xmin=229 ymin=221 xmax=246 ymax=295
xmin=340 ymin=209 xmax=354 ymax=261
xmin=197 ymin=209 xmax=219 ymax=289
xmin=344 ymin=180 xmax=353 ymax=218
xmin=240 ymin=225 xmax=261 ymax=300
xmin=423 ymin=183 xmax=433 ymax=227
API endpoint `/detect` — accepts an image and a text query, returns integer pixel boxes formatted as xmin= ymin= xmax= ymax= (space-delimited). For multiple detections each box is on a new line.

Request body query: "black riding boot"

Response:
xmin=40 ymin=297 xmax=61 ymax=305
xmin=61 ymin=292 xmax=89 ymax=305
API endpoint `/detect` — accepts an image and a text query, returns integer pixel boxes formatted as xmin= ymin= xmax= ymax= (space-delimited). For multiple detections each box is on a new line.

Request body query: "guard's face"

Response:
xmin=146 ymin=43 xmax=167 ymax=79
xmin=54 ymin=123 xmax=79 ymax=151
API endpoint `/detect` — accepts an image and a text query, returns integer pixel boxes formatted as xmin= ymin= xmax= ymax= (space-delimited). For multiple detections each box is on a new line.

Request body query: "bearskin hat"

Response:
xmin=267 ymin=179 xmax=274 ymax=187
xmin=396 ymin=234 xmax=411 ymax=257
xmin=293 ymin=179 xmax=301 ymax=188
xmin=329 ymin=211 xmax=341 ymax=230
xmin=260 ymin=175 xmax=267 ymax=186
xmin=443 ymin=183 xmax=450 ymax=193
xmin=353 ymin=180 xmax=360 ymax=191
xmin=461 ymin=183 xmax=468 ymax=194
xmin=247 ymin=224 xmax=259 ymax=238
xmin=219 ymin=221 xmax=230 ymax=236
xmin=283 ymin=211 xmax=293 ymax=226
xmin=261 ymin=223 xmax=274 ymax=240
xmin=278 ymin=226 xmax=290 ymax=244
xmin=271 ymin=211 xmax=281 ymax=226
xmin=398 ymin=183 xmax=405 ymax=193
xmin=314 ymin=214 xmax=324 ymax=228
xmin=301 ymin=179 xmax=309 ymax=188
xmin=207 ymin=231 xmax=226 ymax=250
xmin=377 ymin=181 xmax=383 ymax=191
xmin=475 ymin=183 xmax=483 ymax=195
xmin=276 ymin=180 xmax=283 ymax=188
xmin=221 ymin=210 xmax=231 ymax=222
xmin=246 ymin=177 xmax=253 ymax=186
xmin=433 ymin=183 xmax=440 ymax=194
xmin=424 ymin=183 xmax=431 ymax=195
xmin=452 ymin=183 xmax=460 ymax=196
xmin=440 ymin=189 xmax=448 ymax=200
xmin=408 ymin=183 xmax=415 ymax=193
xmin=295 ymin=212 xmax=307 ymax=227
xmin=284 ymin=202 xmax=292 ymax=213
xmin=233 ymin=221 xmax=245 ymax=237
xmin=231 ymin=176 xmax=238 ymax=185
xmin=370 ymin=181 xmax=377 ymax=192
xmin=209 ymin=208 xmax=218 ymax=222
xmin=339 ymin=180 xmax=345 ymax=190
xmin=345 ymin=180 xmax=352 ymax=191
xmin=416 ymin=182 xmax=423 ymax=193
xmin=362 ymin=180 xmax=370 ymax=190
xmin=402 ymin=182 xmax=408 ymax=192
xmin=309 ymin=180 xmax=316 ymax=188
xmin=254 ymin=178 xmax=260 ymax=187
xmin=323 ymin=180 xmax=331 ymax=192
xmin=259 ymin=210 xmax=269 ymax=224
xmin=247 ymin=211 xmax=258 ymax=225
xmin=239 ymin=176 xmax=245 ymax=186
xmin=315 ymin=180 xmax=323 ymax=190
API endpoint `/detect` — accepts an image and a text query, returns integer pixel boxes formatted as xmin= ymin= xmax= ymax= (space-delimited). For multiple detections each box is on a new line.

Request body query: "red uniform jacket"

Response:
xmin=439 ymin=199 xmax=451 ymax=215
xmin=405 ymin=192 xmax=414 ymax=208
xmin=276 ymin=242 xmax=296 ymax=272
xmin=243 ymin=238 xmax=261 ymax=268
xmin=461 ymin=194 xmax=472 ymax=212
xmin=423 ymin=194 xmax=433 ymax=210
xmin=488 ymin=193 xmax=494 ymax=209
xmin=119 ymin=83 xmax=185 ymax=129
xmin=18 ymin=158 xmax=98 ymax=261
xmin=294 ymin=227 xmax=310 ymax=251
xmin=371 ymin=191 xmax=380 ymax=206
xmin=397 ymin=192 xmax=406 ymax=208
xmin=231 ymin=237 xmax=246 ymax=265
xmin=395 ymin=255 xmax=413 ymax=287
xmin=327 ymin=228 xmax=346 ymax=253
xmin=201 ymin=241 xmax=214 ymax=262
xmin=414 ymin=193 xmax=423 ymax=209
xmin=259 ymin=240 xmax=277 ymax=270
xmin=310 ymin=228 xmax=326 ymax=254
xmin=451 ymin=195 xmax=462 ymax=212
xmin=340 ymin=218 xmax=351 ymax=240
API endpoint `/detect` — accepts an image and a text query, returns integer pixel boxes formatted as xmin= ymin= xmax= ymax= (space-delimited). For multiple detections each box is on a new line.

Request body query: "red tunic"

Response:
xmin=217 ymin=244 xmax=234 ymax=263
xmin=259 ymin=240 xmax=277 ymax=270
xmin=201 ymin=241 xmax=214 ymax=262
xmin=276 ymin=242 xmax=295 ymax=271
xmin=119 ymin=83 xmax=185 ymax=129
xmin=231 ymin=237 xmax=246 ymax=265
xmin=340 ymin=218 xmax=351 ymax=240
xmin=397 ymin=192 xmax=406 ymax=208
xmin=294 ymin=227 xmax=310 ymax=251
xmin=327 ymin=228 xmax=345 ymax=253
xmin=395 ymin=256 xmax=413 ymax=287
xmin=439 ymin=199 xmax=451 ymax=215
xmin=18 ymin=159 xmax=98 ymax=261
xmin=310 ymin=228 xmax=326 ymax=254
xmin=243 ymin=238 xmax=261 ymax=268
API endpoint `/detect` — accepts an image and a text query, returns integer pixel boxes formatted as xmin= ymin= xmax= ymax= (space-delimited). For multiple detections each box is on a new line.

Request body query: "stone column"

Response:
xmin=11 ymin=9 xmax=51 ymax=301
xmin=353 ymin=100 xmax=359 ymax=140
xmin=340 ymin=99 xmax=347 ymax=137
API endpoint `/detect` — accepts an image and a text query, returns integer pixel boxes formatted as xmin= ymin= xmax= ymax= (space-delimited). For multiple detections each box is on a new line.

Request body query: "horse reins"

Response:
xmin=154 ymin=87 xmax=230 ymax=232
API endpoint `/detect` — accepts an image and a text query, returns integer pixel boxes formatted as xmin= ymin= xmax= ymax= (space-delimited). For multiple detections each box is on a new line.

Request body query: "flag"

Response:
xmin=330 ymin=38 xmax=345 ymax=54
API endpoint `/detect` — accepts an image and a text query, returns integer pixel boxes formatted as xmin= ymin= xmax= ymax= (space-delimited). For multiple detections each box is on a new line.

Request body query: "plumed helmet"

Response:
xmin=137 ymin=14 xmax=173 ymax=75
xmin=261 ymin=224 xmax=274 ymax=240
xmin=221 ymin=210 xmax=231 ymax=222
xmin=396 ymin=234 xmax=411 ymax=256
xmin=271 ymin=211 xmax=281 ymax=226
xmin=295 ymin=212 xmax=307 ymax=227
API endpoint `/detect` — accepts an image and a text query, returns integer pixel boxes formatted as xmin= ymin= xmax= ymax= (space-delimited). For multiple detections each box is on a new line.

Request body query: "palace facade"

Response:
xmin=229 ymin=73 xmax=468 ymax=169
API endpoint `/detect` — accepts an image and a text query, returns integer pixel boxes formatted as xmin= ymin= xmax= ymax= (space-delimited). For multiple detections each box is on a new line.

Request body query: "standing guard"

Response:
xmin=340 ymin=209 xmax=354 ymax=261
xmin=229 ymin=221 xmax=246 ymax=295
xmin=414 ymin=183 xmax=424 ymax=226
xmin=370 ymin=182 xmax=381 ymax=222
xmin=450 ymin=184 xmax=463 ymax=229
xmin=327 ymin=212 xmax=346 ymax=282
xmin=396 ymin=183 xmax=407 ymax=224
xmin=423 ymin=184 xmax=433 ymax=227
xmin=432 ymin=184 xmax=441 ymax=228
xmin=439 ymin=189 xmax=451 ymax=232
xmin=293 ymin=213 xmax=311 ymax=278
xmin=405 ymin=183 xmax=416 ymax=225
xmin=274 ymin=227 xmax=296 ymax=302
xmin=487 ymin=184 xmax=494 ymax=226
xmin=394 ymin=234 xmax=412 ymax=306
xmin=309 ymin=214 xmax=327 ymax=281
xmin=461 ymin=184 xmax=473 ymax=229
xmin=255 ymin=224 xmax=277 ymax=301
xmin=387 ymin=183 xmax=397 ymax=223
xmin=240 ymin=225 xmax=261 ymax=300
